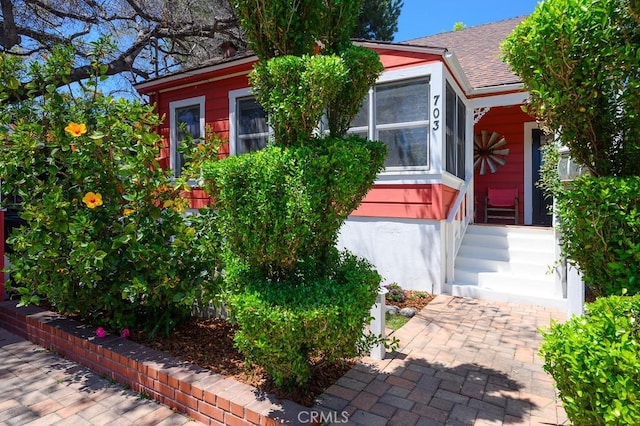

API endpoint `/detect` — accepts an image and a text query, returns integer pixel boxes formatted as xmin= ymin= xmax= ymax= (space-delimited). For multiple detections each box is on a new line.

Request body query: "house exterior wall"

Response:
xmin=137 ymin=48 xmax=480 ymax=294
xmin=337 ymin=217 xmax=443 ymax=292
xmin=473 ymin=105 xmax=533 ymax=224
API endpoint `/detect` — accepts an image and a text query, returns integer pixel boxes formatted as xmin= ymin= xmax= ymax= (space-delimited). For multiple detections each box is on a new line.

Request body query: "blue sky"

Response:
xmin=394 ymin=0 xmax=542 ymax=42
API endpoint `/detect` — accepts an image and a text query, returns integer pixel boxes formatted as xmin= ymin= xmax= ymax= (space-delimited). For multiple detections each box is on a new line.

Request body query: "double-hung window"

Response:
xmin=350 ymin=78 xmax=430 ymax=169
xmin=229 ymin=88 xmax=269 ymax=155
xmin=169 ymin=96 xmax=205 ymax=177
xmin=445 ymin=83 xmax=466 ymax=179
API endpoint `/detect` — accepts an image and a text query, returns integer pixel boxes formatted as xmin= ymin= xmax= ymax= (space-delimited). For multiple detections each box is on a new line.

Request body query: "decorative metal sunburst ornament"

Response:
xmin=474 ymin=130 xmax=510 ymax=175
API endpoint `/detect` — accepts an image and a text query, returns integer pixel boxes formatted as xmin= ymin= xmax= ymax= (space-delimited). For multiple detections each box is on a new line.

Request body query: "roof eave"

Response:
xmin=469 ymin=82 xmax=525 ymax=97
xmin=134 ymin=55 xmax=257 ymax=93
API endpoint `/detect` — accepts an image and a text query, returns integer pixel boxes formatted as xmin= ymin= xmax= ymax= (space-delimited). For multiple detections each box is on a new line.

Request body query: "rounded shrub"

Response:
xmin=203 ymin=136 xmax=386 ymax=278
xmin=540 ymin=294 xmax=640 ymax=425
xmin=226 ymin=249 xmax=381 ymax=388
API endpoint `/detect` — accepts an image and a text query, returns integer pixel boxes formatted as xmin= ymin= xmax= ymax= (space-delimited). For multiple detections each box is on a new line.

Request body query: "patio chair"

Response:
xmin=485 ymin=187 xmax=519 ymax=224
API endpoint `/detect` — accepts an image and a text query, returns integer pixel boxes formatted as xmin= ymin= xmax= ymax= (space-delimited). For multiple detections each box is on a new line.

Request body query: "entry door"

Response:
xmin=531 ymin=129 xmax=553 ymax=226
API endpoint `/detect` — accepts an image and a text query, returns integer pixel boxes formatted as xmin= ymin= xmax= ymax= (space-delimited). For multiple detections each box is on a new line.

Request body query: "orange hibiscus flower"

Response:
xmin=64 ymin=122 xmax=87 ymax=137
xmin=82 ymin=192 xmax=103 ymax=209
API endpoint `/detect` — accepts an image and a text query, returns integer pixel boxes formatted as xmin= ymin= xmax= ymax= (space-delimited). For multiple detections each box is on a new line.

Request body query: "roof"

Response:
xmin=403 ymin=16 xmax=526 ymax=90
xmin=135 ymin=16 xmax=526 ymax=94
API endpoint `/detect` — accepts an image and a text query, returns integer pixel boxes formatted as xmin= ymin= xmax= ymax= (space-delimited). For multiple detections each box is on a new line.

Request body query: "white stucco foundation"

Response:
xmin=337 ymin=216 xmax=444 ymax=293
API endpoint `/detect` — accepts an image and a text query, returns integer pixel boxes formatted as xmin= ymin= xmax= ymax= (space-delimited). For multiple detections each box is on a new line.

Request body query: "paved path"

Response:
xmin=0 ymin=328 xmax=202 ymax=426
xmin=1 ymin=295 xmax=568 ymax=425
xmin=314 ymin=295 xmax=569 ymax=425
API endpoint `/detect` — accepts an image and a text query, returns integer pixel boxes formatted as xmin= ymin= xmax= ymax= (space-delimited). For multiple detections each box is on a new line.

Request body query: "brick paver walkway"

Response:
xmin=1 ymin=295 xmax=568 ymax=425
xmin=0 ymin=327 xmax=202 ymax=426
xmin=313 ymin=295 xmax=569 ymax=425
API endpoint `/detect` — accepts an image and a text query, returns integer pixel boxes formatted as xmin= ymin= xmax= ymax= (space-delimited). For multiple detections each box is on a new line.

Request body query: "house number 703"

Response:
xmin=432 ymin=94 xmax=440 ymax=131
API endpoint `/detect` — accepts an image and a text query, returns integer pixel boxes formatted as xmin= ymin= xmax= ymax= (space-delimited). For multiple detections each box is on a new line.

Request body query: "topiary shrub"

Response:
xmin=250 ymin=54 xmax=348 ymax=145
xmin=554 ymin=175 xmax=640 ymax=297
xmin=539 ymin=294 xmax=640 ymax=425
xmin=203 ymin=136 xmax=386 ymax=278
xmin=226 ymin=249 xmax=381 ymax=388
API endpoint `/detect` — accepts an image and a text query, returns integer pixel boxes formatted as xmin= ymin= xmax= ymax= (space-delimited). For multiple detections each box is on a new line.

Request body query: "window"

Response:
xmin=349 ymin=78 xmax=430 ymax=169
xmin=170 ymin=96 xmax=205 ymax=177
xmin=236 ymin=96 xmax=269 ymax=154
xmin=445 ymin=83 xmax=466 ymax=179
xmin=229 ymin=88 xmax=269 ymax=155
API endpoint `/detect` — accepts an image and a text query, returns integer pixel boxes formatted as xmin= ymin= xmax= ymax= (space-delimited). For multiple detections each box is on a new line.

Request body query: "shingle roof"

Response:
xmin=402 ymin=16 xmax=526 ymax=90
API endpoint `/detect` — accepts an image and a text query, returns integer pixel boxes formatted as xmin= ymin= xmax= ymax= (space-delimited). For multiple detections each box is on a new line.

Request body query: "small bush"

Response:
xmin=540 ymin=295 xmax=640 ymax=425
xmin=385 ymin=283 xmax=405 ymax=303
xmin=555 ymin=175 xmax=640 ymax=297
xmin=226 ymin=250 xmax=381 ymax=388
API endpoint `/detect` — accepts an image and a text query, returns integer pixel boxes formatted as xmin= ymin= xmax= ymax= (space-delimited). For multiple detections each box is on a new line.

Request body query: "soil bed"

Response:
xmin=130 ymin=290 xmax=433 ymax=406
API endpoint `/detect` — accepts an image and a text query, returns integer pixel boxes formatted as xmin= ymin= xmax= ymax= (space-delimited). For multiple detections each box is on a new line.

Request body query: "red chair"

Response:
xmin=485 ymin=188 xmax=519 ymax=224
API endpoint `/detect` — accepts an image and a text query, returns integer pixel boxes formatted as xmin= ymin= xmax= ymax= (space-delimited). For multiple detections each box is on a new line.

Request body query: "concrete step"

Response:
xmin=454 ymin=255 xmax=555 ymax=277
xmin=450 ymin=224 xmax=564 ymax=310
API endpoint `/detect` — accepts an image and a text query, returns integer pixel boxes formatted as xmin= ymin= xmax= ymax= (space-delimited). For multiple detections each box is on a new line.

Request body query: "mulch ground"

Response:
xmin=131 ymin=290 xmax=433 ymax=406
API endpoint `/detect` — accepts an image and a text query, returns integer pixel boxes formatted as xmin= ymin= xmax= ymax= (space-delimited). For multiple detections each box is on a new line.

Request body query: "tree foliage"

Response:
xmin=352 ymin=0 xmax=404 ymax=41
xmin=502 ymin=0 xmax=640 ymax=177
xmin=0 ymin=0 xmax=243 ymax=98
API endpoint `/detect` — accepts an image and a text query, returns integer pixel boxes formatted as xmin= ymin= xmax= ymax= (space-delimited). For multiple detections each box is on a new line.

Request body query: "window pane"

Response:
xmin=175 ymin=104 xmax=201 ymax=176
xmin=379 ymin=127 xmax=429 ymax=167
xmin=376 ymin=80 xmax=428 ymax=125
xmin=350 ymin=96 xmax=369 ymax=128
xmin=456 ymin=101 xmax=466 ymax=179
xmin=237 ymin=97 xmax=268 ymax=154
xmin=445 ymin=83 xmax=456 ymax=175
xmin=237 ymin=136 xmax=267 ymax=154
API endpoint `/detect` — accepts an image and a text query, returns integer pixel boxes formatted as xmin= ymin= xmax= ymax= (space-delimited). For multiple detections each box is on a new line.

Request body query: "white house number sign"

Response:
xmin=432 ymin=94 xmax=440 ymax=131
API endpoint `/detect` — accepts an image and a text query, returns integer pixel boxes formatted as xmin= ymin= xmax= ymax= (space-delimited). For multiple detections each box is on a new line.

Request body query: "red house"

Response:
xmin=134 ymin=16 xmax=575 ymax=311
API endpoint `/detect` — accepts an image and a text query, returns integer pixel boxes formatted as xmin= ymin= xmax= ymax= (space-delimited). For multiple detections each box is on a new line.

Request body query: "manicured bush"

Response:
xmin=0 ymin=47 xmax=223 ymax=336
xmin=204 ymin=136 xmax=386 ymax=278
xmin=226 ymin=250 xmax=382 ymax=388
xmin=540 ymin=295 xmax=640 ymax=425
xmin=554 ymin=175 xmax=640 ymax=297
xmin=250 ymin=54 xmax=348 ymax=144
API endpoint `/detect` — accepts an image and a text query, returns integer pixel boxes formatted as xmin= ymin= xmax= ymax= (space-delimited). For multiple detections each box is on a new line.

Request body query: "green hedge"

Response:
xmin=555 ymin=176 xmax=640 ymax=297
xmin=540 ymin=295 xmax=640 ymax=425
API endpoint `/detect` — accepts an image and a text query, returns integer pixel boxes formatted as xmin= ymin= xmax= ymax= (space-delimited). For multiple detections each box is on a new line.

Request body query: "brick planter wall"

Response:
xmin=0 ymin=301 xmax=311 ymax=426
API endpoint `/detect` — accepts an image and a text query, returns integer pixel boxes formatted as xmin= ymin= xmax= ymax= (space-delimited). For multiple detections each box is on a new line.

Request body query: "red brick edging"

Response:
xmin=0 ymin=301 xmax=310 ymax=425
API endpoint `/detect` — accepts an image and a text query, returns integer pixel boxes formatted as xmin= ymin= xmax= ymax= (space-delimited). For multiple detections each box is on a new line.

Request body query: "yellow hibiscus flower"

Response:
xmin=82 ymin=192 xmax=103 ymax=209
xmin=64 ymin=122 xmax=87 ymax=137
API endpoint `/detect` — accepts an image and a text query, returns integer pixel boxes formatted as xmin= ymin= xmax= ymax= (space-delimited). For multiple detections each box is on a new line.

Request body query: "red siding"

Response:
xmin=353 ymin=184 xmax=458 ymax=220
xmin=376 ymin=49 xmax=442 ymax=71
xmin=142 ymin=49 xmax=455 ymax=216
xmin=473 ymin=106 xmax=534 ymax=224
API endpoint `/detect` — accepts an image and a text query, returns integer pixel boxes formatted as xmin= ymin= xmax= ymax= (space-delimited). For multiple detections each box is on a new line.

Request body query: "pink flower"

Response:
xmin=96 ymin=327 xmax=106 ymax=338
xmin=121 ymin=328 xmax=130 ymax=339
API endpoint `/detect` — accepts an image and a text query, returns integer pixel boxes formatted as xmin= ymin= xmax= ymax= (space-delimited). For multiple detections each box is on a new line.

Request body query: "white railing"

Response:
xmin=444 ymin=177 xmax=474 ymax=285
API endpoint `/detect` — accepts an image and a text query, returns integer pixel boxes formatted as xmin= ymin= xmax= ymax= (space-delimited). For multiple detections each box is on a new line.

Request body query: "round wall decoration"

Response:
xmin=474 ymin=130 xmax=509 ymax=175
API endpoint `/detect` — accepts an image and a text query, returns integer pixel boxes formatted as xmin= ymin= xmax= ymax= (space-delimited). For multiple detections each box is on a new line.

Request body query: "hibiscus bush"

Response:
xmin=0 ymin=45 xmax=223 ymax=336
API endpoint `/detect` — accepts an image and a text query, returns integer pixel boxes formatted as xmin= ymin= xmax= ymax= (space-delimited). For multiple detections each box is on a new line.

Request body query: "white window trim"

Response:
xmin=169 ymin=96 xmax=205 ymax=177
xmin=229 ymin=87 xmax=266 ymax=156
xmin=357 ymin=63 xmax=440 ymax=174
